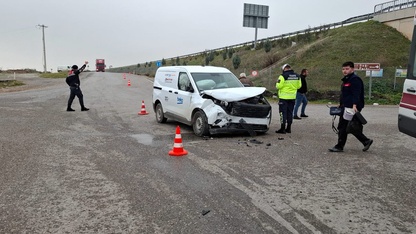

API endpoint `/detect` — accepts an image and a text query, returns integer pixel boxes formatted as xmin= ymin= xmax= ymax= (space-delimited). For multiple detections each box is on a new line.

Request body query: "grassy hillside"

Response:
xmin=110 ymin=20 xmax=410 ymax=104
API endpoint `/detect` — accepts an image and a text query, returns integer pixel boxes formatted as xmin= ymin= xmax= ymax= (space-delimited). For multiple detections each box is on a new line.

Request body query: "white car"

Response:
xmin=152 ymin=66 xmax=272 ymax=136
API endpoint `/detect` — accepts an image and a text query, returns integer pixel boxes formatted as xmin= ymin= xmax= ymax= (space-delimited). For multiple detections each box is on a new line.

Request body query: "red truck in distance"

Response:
xmin=95 ymin=59 xmax=106 ymax=72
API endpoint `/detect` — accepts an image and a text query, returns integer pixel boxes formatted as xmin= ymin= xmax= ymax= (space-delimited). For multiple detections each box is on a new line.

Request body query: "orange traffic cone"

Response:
xmin=127 ymin=79 xmax=131 ymax=86
xmin=169 ymin=126 xmax=188 ymax=156
xmin=138 ymin=100 xmax=149 ymax=115
xmin=123 ymin=73 xmax=126 ymax=79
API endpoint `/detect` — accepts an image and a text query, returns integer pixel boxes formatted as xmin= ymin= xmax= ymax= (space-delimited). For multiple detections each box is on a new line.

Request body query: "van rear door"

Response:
xmin=399 ymin=11 xmax=416 ymax=138
xmin=398 ymin=79 xmax=416 ymax=137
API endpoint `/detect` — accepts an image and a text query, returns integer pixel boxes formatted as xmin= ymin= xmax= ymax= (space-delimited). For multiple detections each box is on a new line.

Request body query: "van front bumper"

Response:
xmin=207 ymin=109 xmax=271 ymax=135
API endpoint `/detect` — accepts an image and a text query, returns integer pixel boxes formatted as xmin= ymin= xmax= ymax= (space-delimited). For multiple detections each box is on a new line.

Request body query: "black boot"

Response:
xmin=275 ymin=124 xmax=286 ymax=134
xmin=67 ymin=107 xmax=75 ymax=112
xmin=286 ymin=124 xmax=291 ymax=133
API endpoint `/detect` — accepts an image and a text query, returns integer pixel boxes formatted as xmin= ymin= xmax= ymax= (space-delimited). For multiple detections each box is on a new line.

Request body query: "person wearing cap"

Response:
xmin=329 ymin=61 xmax=373 ymax=152
xmin=66 ymin=61 xmax=89 ymax=112
xmin=275 ymin=64 xmax=302 ymax=134
xmin=238 ymin=73 xmax=254 ymax=87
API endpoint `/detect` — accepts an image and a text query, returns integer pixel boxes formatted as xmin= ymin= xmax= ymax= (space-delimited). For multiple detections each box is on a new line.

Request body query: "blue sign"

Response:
xmin=366 ymin=69 xmax=383 ymax=77
xmin=177 ymin=97 xmax=183 ymax=104
xmin=156 ymin=61 xmax=162 ymax=67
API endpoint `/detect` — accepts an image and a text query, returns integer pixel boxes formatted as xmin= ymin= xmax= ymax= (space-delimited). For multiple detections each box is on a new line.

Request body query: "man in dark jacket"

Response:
xmin=329 ymin=61 xmax=373 ymax=152
xmin=66 ymin=61 xmax=89 ymax=111
xmin=293 ymin=69 xmax=309 ymax=119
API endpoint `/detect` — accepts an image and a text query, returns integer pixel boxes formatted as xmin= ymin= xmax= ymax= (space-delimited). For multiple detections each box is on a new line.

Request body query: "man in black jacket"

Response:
xmin=66 ymin=61 xmax=89 ymax=112
xmin=329 ymin=61 xmax=373 ymax=152
xmin=293 ymin=69 xmax=309 ymax=119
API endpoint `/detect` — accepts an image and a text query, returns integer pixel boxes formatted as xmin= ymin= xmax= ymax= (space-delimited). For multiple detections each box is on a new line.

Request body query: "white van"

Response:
xmin=398 ymin=12 xmax=416 ymax=138
xmin=152 ymin=66 xmax=272 ymax=136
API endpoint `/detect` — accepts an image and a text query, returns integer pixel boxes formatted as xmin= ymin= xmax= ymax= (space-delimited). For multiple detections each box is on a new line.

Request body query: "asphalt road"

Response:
xmin=0 ymin=72 xmax=415 ymax=233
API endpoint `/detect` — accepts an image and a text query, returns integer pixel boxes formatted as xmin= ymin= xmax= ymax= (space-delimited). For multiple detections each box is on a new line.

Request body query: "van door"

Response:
xmin=158 ymin=71 xmax=178 ymax=117
xmin=172 ymin=72 xmax=194 ymax=122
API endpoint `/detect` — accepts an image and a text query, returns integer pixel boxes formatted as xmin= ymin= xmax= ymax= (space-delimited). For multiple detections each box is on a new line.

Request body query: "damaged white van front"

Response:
xmin=152 ymin=66 xmax=272 ymax=136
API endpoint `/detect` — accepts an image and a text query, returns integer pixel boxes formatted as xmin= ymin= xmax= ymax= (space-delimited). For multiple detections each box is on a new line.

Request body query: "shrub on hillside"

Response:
xmin=228 ymin=48 xmax=234 ymax=59
xmin=232 ymin=55 xmax=241 ymax=69
xmin=264 ymin=40 xmax=272 ymax=53
xmin=222 ymin=48 xmax=228 ymax=60
xmin=263 ymin=54 xmax=280 ymax=68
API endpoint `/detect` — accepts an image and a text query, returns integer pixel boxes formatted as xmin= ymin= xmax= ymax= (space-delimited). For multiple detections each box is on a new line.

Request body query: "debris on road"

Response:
xmin=202 ymin=210 xmax=211 ymax=216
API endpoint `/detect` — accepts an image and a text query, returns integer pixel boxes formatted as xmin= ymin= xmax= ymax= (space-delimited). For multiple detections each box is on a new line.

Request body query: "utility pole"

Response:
xmin=37 ymin=24 xmax=48 ymax=73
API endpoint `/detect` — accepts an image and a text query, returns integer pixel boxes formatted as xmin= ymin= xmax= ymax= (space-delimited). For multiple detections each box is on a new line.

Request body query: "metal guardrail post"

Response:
xmin=374 ymin=0 xmax=416 ymax=14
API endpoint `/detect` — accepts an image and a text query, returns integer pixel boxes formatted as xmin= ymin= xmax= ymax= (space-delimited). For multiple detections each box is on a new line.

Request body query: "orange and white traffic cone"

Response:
xmin=123 ymin=73 xmax=126 ymax=79
xmin=169 ymin=126 xmax=188 ymax=156
xmin=138 ymin=100 xmax=149 ymax=115
xmin=127 ymin=79 xmax=131 ymax=86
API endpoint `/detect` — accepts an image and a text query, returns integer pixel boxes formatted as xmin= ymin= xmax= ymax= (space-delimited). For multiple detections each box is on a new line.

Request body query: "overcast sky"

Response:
xmin=1 ymin=0 xmax=384 ymax=71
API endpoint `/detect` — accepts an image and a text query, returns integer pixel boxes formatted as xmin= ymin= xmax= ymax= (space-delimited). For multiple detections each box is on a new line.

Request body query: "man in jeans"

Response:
xmin=329 ymin=61 xmax=373 ymax=152
xmin=294 ymin=69 xmax=309 ymax=119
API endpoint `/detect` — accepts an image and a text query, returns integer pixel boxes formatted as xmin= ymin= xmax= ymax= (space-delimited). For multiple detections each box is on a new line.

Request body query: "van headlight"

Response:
xmin=220 ymin=100 xmax=228 ymax=107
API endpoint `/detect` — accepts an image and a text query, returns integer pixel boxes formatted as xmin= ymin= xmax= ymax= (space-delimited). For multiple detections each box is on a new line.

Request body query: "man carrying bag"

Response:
xmin=329 ymin=61 xmax=373 ymax=152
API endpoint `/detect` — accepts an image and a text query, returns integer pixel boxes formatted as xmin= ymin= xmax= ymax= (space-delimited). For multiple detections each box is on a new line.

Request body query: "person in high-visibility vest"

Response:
xmin=275 ymin=64 xmax=302 ymax=134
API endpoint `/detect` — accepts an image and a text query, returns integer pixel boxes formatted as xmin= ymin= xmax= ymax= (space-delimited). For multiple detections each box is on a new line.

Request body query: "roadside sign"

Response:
xmin=395 ymin=68 xmax=407 ymax=78
xmin=251 ymin=70 xmax=258 ymax=77
xmin=355 ymin=63 xmax=381 ymax=71
xmin=156 ymin=61 xmax=162 ymax=67
xmin=366 ymin=69 xmax=383 ymax=77
xmin=354 ymin=63 xmax=382 ymax=100
xmin=394 ymin=68 xmax=408 ymax=89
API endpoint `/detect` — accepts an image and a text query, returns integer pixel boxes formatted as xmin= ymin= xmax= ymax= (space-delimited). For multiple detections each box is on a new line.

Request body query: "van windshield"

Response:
xmin=191 ymin=72 xmax=244 ymax=91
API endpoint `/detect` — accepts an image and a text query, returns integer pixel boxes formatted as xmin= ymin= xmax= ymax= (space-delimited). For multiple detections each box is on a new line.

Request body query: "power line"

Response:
xmin=37 ymin=24 xmax=48 ymax=73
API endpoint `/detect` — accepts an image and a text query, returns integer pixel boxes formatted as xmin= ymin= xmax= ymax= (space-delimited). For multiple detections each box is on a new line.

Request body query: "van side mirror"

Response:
xmin=186 ymin=85 xmax=194 ymax=93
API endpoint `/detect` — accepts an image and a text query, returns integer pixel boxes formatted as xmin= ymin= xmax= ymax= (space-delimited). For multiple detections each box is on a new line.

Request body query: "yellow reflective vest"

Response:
xmin=276 ymin=70 xmax=302 ymax=100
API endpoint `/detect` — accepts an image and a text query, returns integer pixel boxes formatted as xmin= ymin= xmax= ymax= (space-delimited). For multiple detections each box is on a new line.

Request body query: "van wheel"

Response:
xmin=192 ymin=110 xmax=209 ymax=136
xmin=155 ymin=103 xmax=167 ymax=123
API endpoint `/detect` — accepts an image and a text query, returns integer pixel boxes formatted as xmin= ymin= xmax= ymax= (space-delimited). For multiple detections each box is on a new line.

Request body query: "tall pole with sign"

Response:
xmin=354 ymin=63 xmax=381 ymax=100
xmin=243 ymin=3 xmax=269 ymax=49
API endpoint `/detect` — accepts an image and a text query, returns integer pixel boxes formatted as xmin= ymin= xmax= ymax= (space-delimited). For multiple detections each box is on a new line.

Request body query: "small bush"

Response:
xmin=264 ymin=40 xmax=272 ymax=53
xmin=263 ymin=54 xmax=280 ymax=68
xmin=232 ymin=55 xmax=241 ymax=69
xmin=228 ymin=48 xmax=234 ymax=59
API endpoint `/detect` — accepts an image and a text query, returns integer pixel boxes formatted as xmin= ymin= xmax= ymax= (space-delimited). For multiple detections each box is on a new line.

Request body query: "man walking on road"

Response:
xmin=329 ymin=61 xmax=373 ymax=152
xmin=66 ymin=61 xmax=89 ymax=112
xmin=275 ymin=64 xmax=302 ymax=134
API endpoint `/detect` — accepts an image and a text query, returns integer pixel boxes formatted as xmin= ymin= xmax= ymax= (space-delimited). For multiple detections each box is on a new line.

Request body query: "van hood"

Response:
xmin=203 ymin=87 xmax=266 ymax=102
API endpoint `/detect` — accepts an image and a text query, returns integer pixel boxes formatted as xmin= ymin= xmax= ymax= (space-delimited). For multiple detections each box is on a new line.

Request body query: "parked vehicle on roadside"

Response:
xmin=398 ymin=12 xmax=416 ymax=138
xmin=152 ymin=66 xmax=272 ymax=136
